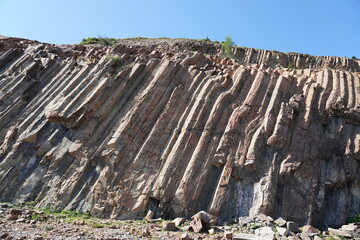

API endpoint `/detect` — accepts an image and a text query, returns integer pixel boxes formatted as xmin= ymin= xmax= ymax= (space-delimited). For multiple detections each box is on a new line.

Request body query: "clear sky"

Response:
xmin=1 ymin=0 xmax=359 ymax=58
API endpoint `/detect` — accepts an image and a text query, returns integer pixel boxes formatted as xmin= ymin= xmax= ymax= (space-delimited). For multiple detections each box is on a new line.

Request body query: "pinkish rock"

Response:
xmin=162 ymin=221 xmax=177 ymax=231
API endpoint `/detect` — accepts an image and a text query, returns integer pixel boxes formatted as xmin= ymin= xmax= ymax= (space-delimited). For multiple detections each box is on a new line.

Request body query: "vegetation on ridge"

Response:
xmin=80 ymin=37 xmax=117 ymax=46
xmin=221 ymin=35 xmax=235 ymax=58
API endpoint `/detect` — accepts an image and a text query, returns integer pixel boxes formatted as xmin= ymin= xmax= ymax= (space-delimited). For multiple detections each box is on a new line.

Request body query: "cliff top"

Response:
xmin=1 ymin=35 xmax=359 ymax=72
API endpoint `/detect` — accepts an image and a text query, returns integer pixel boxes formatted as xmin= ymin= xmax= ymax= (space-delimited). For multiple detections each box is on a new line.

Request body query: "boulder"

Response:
xmin=341 ymin=223 xmax=358 ymax=232
xmin=255 ymin=227 xmax=275 ymax=239
xmin=162 ymin=221 xmax=177 ymax=231
xmin=9 ymin=209 xmax=23 ymax=215
xmin=276 ymin=227 xmax=289 ymax=236
xmin=238 ymin=217 xmax=254 ymax=227
xmin=181 ymin=233 xmax=192 ymax=240
xmin=233 ymin=233 xmax=273 ymax=240
xmin=286 ymin=221 xmax=300 ymax=233
xmin=301 ymin=225 xmax=320 ymax=235
xmin=256 ymin=214 xmax=274 ymax=222
xmin=190 ymin=217 xmax=203 ymax=233
xmin=145 ymin=210 xmax=154 ymax=220
xmin=300 ymin=232 xmax=312 ymax=240
xmin=191 ymin=210 xmax=216 ymax=225
xmin=173 ymin=217 xmax=186 ymax=226
xmin=328 ymin=227 xmax=353 ymax=238
xmin=224 ymin=231 xmax=233 ymax=239
xmin=274 ymin=217 xmax=286 ymax=227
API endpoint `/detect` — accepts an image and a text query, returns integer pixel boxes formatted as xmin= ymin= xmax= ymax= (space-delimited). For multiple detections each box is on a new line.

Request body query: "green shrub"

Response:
xmin=287 ymin=62 xmax=294 ymax=69
xmin=80 ymin=37 xmax=117 ymax=46
xmin=348 ymin=214 xmax=360 ymax=223
xmin=221 ymin=36 xmax=235 ymax=58
xmin=352 ymin=56 xmax=359 ymax=60
xmin=93 ymin=223 xmax=104 ymax=228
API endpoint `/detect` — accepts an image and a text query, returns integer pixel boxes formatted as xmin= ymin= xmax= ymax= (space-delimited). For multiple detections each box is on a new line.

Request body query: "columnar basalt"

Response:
xmin=0 ymin=36 xmax=359 ymax=227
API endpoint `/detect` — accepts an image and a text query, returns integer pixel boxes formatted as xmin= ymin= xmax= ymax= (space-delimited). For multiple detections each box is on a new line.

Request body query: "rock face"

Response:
xmin=0 ymin=36 xmax=359 ymax=227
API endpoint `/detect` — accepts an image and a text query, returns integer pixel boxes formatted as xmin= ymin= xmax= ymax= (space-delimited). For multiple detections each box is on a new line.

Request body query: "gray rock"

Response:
xmin=191 ymin=210 xmax=216 ymax=225
xmin=313 ymin=236 xmax=323 ymax=240
xmin=239 ymin=217 xmax=254 ymax=227
xmin=181 ymin=233 xmax=191 ymax=240
xmin=300 ymin=232 xmax=312 ymax=240
xmin=286 ymin=221 xmax=300 ymax=233
xmin=302 ymin=225 xmax=320 ymax=235
xmin=233 ymin=233 xmax=273 ymax=240
xmin=162 ymin=221 xmax=177 ymax=231
xmin=341 ymin=223 xmax=358 ymax=232
xmin=173 ymin=217 xmax=186 ymax=226
xmin=224 ymin=231 xmax=233 ymax=239
xmin=274 ymin=217 xmax=286 ymax=227
xmin=328 ymin=227 xmax=353 ymax=238
xmin=255 ymin=227 xmax=275 ymax=239
xmin=190 ymin=217 xmax=203 ymax=233
xmin=276 ymin=227 xmax=288 ymax=236
xmin=9 ymin=209 xmax=23 ymax=215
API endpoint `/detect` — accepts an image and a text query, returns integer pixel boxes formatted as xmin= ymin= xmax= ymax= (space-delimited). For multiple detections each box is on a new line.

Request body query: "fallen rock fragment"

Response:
xmin=233 ymin=233 xmax=273 ymax=240
xmin=162 ymin=221 xmax=177 ymax=231
xmin=276 ymin=226 xmax=288 ymax=236
xmin=173 ymin=217 xmax=186 ymax=227
xmin=190 ymin=217 xmax=203 ymax=233
xmin=208 ymin=228 xmax=215 ymax=235
xmin=9 ymin=209 xmax=23 ymax=215
xmin=145 ymin=209 xmax=154 ymax=220
xmin=274 ymin=217 xmax=286 ymax=227
xmin=191 ymin=210 xmax=216 ymax=225
xmin=180 ymin=232 xmax=192 ymax=240
xmin=224 ymin=231 xmax=233 ymax=239
xmin=286 ymin=221 xmax=300 ymax=233
xmin=328 ymin=227 xmax=353 ymax=238
xmin=255 ymin=226 xmax=275 ymax=239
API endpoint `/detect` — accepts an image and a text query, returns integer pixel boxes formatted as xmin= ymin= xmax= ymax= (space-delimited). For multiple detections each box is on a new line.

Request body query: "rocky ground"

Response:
xmin=0 ymin=204 xmax=359 ymax=240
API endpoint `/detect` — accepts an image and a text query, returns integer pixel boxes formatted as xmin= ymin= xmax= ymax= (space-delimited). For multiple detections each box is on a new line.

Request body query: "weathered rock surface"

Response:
xmin=0 ymin=36 xmax=360 ymax=228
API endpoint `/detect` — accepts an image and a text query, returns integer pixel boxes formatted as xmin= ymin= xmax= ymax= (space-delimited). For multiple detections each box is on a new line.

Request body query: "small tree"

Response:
xmin=221 ymin=36 xmax=235 ymax=58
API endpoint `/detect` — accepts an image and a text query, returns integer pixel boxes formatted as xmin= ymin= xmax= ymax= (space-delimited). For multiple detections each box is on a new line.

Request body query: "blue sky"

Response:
xmin=0 ymin=0 xmax=359 ymax=58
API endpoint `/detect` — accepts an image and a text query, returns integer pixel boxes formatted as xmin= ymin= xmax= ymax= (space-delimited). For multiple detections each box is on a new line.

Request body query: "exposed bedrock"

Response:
xmin=0 ymin=37 xmax=359 ymax=227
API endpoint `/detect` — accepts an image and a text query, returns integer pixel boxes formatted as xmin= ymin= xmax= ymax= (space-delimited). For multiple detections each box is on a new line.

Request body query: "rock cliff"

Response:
xmin=0 ymin=36 xmax=359 ymax=227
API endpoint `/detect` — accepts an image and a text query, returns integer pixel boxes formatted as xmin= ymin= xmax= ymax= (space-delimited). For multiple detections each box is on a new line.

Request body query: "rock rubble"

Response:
xmin=1 ymin=205 xmax=359 ymax=239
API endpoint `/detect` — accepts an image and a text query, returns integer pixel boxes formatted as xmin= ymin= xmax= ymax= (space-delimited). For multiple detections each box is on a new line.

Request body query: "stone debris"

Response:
xmin=313 ymin=236 xmax=323 ymax=240
xmin=233 ymin=233 xmax=273 ymax=240
xmin=301 ymin=225 xmax=319 ymax=234
xmin=145 ymin=209 xmax=154 ymax=220
xmin=276 ymin=227 xmax=289 ymax=236
xmin=286 ymin=221 xmax=300 ymax=233
xmin=255 ymin=227 xmax=275 ymax=239
xmin=274 ymin=217 xmax=287 ymax=227
xmin=224 ymin=231 xmax=233 ymax=239
xmin=189 ymin=210 xmax=216 ymax=233
xmin=328 ymin=227 xmax=353 ymax=238
xmin=180 ymin=232 xmax=192 ymax=240
xmin=190 ymin=217 xmax=204 ymax=233
xmin=0 ymin=204 xmax=359 ymax=240
xmin=173 ymin=217 xmax=186 ymax=226
xmin=162 ymin=221 xmax=177 ymax=231
xmin=208 ymin=228 xmax=215 ymax=235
